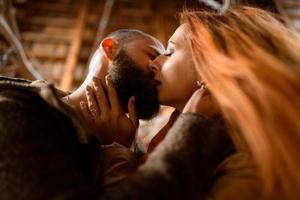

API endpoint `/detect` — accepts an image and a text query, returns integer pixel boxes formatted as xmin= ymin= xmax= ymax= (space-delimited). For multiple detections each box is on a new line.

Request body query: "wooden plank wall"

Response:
xmin=15 ymin=0 xmax=184 ymax=91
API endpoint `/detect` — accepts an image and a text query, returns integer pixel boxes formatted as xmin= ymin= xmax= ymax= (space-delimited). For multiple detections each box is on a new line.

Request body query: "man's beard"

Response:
xmin=107 ymin=50 xmax=160 ymax=120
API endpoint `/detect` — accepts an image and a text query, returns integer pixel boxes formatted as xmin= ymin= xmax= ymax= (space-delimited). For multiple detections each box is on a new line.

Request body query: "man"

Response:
xmin=62 ymin=29 xmax=164 ymax=147
xmin=0 ymin=29 xmax=165 ymax=199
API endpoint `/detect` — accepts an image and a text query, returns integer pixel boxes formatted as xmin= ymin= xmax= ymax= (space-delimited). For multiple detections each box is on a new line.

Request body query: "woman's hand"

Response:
xmin=183 ymin=85 xmax=219 ymax=118
xmin=80 ymin=76 xmax=138 ymax=147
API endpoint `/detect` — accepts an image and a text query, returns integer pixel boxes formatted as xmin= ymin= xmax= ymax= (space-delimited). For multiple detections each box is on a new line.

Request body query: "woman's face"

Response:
xmin=152 ymin=25 xmax=199 ymax=111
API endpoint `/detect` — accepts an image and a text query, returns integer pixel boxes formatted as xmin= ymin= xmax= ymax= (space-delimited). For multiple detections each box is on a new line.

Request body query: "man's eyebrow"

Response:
xmin=148 ymin=45 xmax=162 ymax=55
xmin=143 ymin=47 xmax=162 ymax=58
xmin=143 ymin=49 xmax=159 ymax=59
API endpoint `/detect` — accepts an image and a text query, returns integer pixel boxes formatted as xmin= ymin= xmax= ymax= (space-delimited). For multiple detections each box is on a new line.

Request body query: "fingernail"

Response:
xmin=93 ymin=77 xmax=99 ymax=85
xmin=105 ymin=75 xmax=111 ymax=86
xmin=91 ymin=109 xmax=98 ymax=117
xmin=131 ymin=96 xmax=135 ymax=103
xmin=80 ymin=101 xmax=85 ymax=108
xmin=86 ymin=85 xmax=91 ymax=91
xmin=196 ymin=80 xmax=202 ymax=87
xmin=93 ymin=80 xmax=99 ymax=90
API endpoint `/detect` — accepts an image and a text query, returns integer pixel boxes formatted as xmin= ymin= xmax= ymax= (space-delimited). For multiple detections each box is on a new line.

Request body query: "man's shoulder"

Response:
xmin=0 ymin=76 xmax=90 ymax=143
xmin=209 ymin=152 xmax=260 ymax=200
xmin=0 ymin=75 xmax=69 ymax=97
xmin=0 ymin=76 xmax=98 ymax=199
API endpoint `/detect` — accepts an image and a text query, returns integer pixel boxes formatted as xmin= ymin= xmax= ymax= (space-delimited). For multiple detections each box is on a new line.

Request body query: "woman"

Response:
xmin=177 ymin=6 xmax=300 ymax=199
xmin=152 ymin=6 xmax=300 ymax=199
xmin=86 ymin=6 xmax=300 ymax=200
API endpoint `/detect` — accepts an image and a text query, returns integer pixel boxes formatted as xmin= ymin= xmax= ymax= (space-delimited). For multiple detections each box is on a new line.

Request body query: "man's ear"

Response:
xmin=100 ymin=38 xmax=118 ymax=61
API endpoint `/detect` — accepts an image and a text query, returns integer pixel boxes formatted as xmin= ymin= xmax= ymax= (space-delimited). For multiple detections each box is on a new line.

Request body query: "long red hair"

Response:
xmin=181 ymin=6 xmax=300 ymax=199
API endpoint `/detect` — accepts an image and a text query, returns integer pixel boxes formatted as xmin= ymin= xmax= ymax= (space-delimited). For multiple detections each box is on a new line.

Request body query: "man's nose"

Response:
xmin=149 ymin=56 xmax=162 ymax=72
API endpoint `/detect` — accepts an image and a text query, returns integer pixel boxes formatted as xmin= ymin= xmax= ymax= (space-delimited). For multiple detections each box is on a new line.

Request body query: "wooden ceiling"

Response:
xmin=14 ymin=0 xmax=186 ymax=91
xmin=0 ymin=0 xmax=298 ymax=91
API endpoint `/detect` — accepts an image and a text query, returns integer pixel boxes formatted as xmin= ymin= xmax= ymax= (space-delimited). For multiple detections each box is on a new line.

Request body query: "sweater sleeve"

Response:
xmin=101 ymin=113 xmax=235 ymax=200
xmin=100 ymin=143 xmax=138 ymax=191
xmin=0 ymin=86 xmax=98 ymax=200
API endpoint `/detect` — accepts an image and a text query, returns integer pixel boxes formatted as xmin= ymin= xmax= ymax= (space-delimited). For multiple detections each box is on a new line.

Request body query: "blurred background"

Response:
xmin=1 ymin=0 xmax=299 ymax=149
xmin=1 ymin=0 xmax=299 ymax=91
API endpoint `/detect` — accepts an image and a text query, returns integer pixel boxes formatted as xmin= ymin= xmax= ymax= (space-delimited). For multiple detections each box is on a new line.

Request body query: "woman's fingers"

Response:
xmin=105 ymin=75 xmax=122 ymax=112
xmin=128 ymin=96 xmax=139 ymax=128
xmin=182 ymin=86 xmax=208 ymax=114
xmin=86 ymin=85 xmax=99 ymax=118
xmin=80 ymin=101 xmax=93 ymax=120
xmin=92 ymin=77 xmax=109 ymax=114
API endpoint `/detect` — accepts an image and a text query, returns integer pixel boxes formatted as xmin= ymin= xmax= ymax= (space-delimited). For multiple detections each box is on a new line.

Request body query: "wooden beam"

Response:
xmin=60 ymin=0 xmax=90 ymax=91
xmin=154 ymin=4 xmax=167 ymax=46
xmin=21 ymin=16 xmax=76 ymax=28
xmin=0 ymin=9 xmax=42 ymax=80
xmin=21 ymin=31 xmax=72 ymax=43
xmin=20 ymin=2 xmax=77 ymax=13
xmin=92 ymin=0 xmax=114 ymax=50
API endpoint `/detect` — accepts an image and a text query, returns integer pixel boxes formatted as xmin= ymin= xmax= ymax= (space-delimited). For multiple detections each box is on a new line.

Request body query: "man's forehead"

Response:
xmin=148 ymin=44 xmax=164 ymax=54
xmin=127 ymin=37 xmax=164 ymax=53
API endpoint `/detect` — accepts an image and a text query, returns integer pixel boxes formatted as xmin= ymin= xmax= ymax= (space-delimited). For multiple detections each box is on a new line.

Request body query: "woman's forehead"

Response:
xmin=169 ymin=25 xmax=187 ymax=44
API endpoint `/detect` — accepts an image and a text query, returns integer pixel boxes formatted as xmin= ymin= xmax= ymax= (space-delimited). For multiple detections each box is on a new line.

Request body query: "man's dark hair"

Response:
xmin=106 ymin=29 xmax=149 ymax=50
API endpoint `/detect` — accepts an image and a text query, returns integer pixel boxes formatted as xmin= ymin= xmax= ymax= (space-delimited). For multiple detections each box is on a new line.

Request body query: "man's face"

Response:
xmin=108 ymin=36 xmax=164 ymax=120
